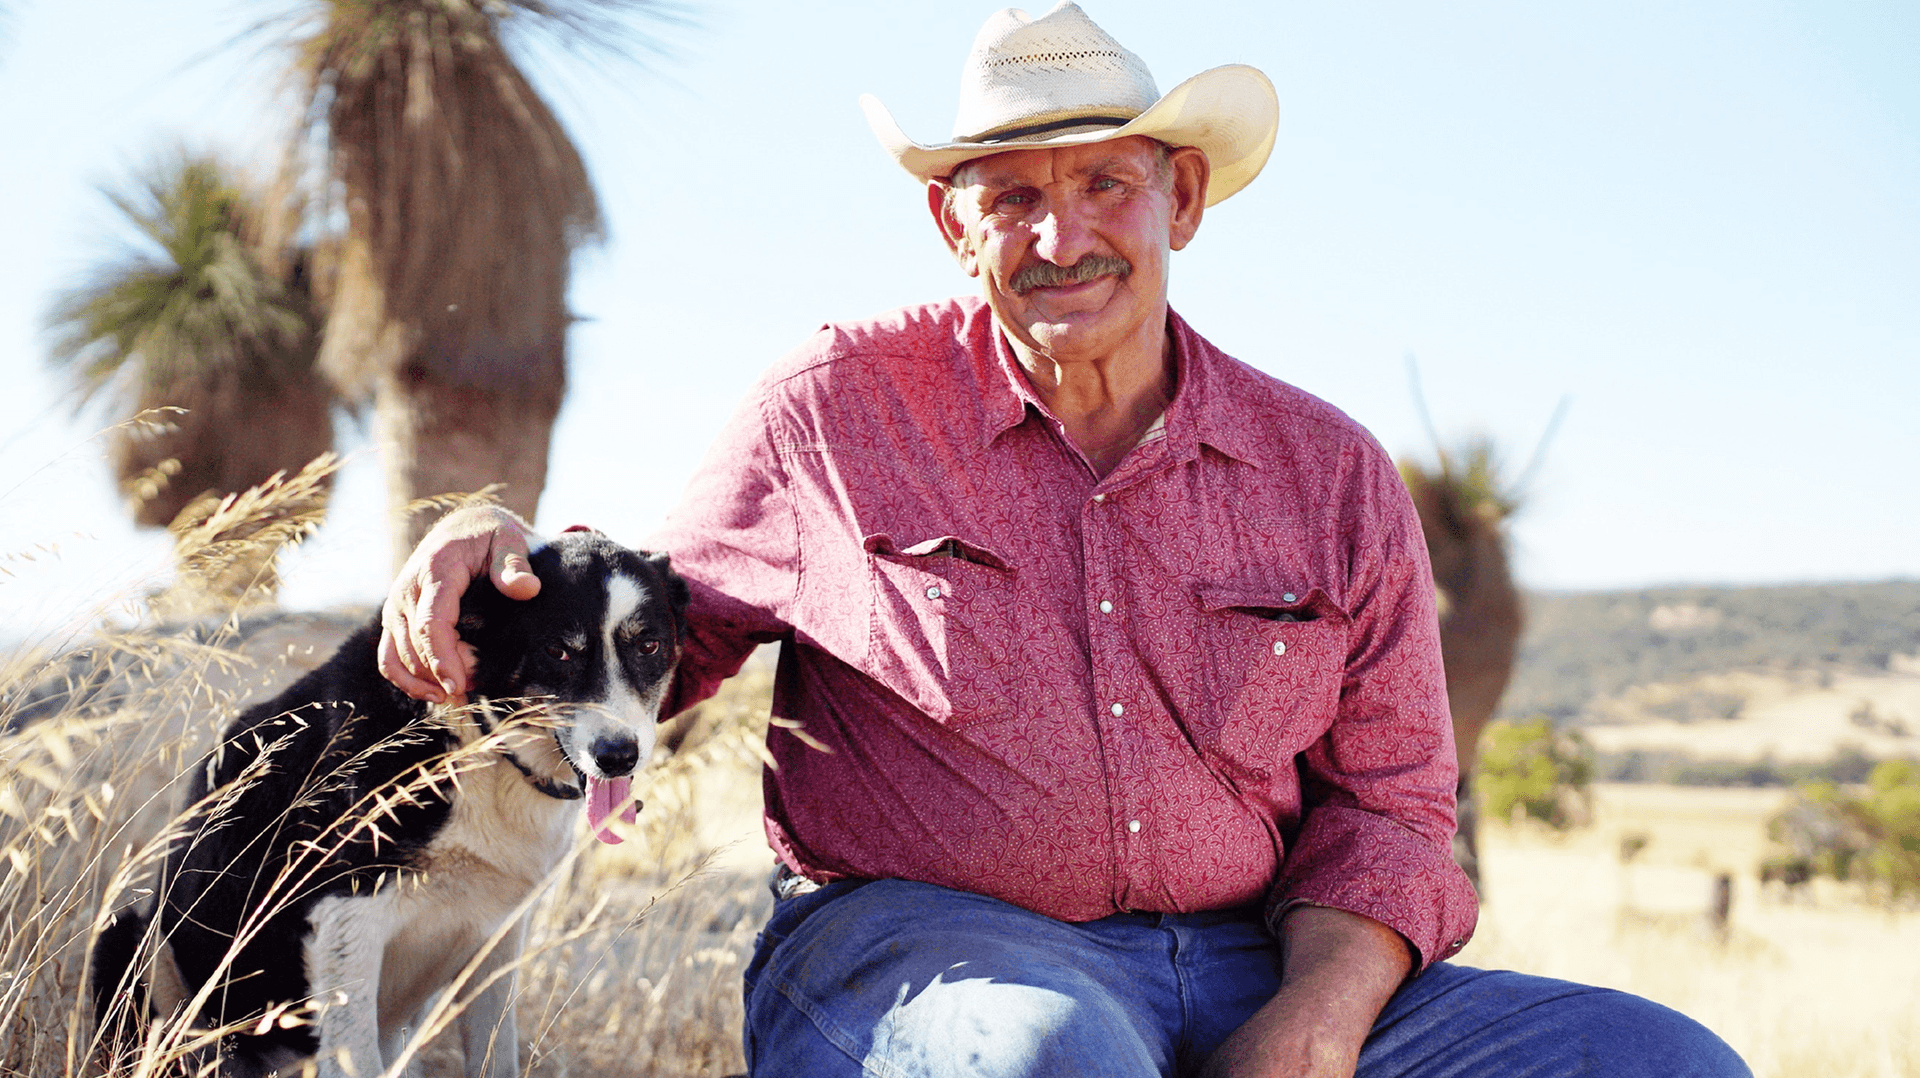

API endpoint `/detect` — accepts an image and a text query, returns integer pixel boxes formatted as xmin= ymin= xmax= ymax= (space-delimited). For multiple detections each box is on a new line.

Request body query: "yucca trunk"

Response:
xmin=1427 ymin=500 xmax=1523 ymax=889
xmin=298 ymin=1 xmax=601 ymax=570
xmin=1403 ymin=445 xmax=1526 ymax=889
xmin=369 ymin=346 xmax=564 ymax=568
xmin=115 ymin=357 xmax=336 ymax=529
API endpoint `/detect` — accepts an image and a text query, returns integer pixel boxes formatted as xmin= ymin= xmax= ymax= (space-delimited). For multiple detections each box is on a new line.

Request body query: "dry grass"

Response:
xmin=1463 ymin=784 xmax=1920 ymax=1077
xmin=0 ymin=470 xmax=776 ymax=1077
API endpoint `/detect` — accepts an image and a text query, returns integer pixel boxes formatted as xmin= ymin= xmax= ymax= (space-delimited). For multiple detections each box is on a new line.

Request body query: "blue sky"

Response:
xmin=2 ymin=0 xmax=1916 ymax=650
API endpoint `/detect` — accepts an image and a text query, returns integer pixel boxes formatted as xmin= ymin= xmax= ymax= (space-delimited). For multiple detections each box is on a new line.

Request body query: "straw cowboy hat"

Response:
xmin=860 ymin=2 xmax=1278 ymax=207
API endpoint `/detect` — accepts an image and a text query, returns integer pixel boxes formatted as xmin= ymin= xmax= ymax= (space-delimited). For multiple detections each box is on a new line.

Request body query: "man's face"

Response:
xmin=932 ymin=136 xmax=1208 ymax=366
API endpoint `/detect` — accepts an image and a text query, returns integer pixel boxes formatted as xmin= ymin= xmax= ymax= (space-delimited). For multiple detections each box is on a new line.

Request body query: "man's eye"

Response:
xmin=635 ymin=639 xmax=662 ymax=656
xmin=1092 ymin=177 xmax=1120 ymax=192
xmin=546 ymin=644 xmax=572 ymax=662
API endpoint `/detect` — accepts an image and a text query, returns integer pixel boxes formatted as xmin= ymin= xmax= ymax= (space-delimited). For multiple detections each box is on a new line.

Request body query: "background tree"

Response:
xmin=1770 ymin=760 xmax=1920 ymax=907
xmin=279 ymin=0 xmax=646 ymax=568
xmin=45 ymin=153 xmax=332 ymax=596
xmin=1401 ymin=438 xmax=1526 ymax=888
xmin=1477 ymin=716 xmax=1594 ymax=830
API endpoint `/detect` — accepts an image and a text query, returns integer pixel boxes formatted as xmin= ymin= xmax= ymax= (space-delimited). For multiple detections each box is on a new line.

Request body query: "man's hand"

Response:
xmin=1197 ymin=906 xmax=1413 ymax=1078
xmin=378 ymin=506 xmax=541 ymax=702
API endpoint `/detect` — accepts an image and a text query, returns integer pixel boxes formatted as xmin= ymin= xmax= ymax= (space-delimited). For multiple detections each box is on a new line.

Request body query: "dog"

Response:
xmin=91 ymin=528 xmax=688 ymax=1078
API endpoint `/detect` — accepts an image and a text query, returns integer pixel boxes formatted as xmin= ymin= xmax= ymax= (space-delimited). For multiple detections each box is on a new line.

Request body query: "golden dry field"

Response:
xmin=1463 ymin=784 xmax=1920 ymax=1078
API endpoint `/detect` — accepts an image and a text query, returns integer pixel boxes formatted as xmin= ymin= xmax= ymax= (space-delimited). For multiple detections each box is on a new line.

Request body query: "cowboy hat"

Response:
xmin=860 ymin=2 xmax=1278 ymax=206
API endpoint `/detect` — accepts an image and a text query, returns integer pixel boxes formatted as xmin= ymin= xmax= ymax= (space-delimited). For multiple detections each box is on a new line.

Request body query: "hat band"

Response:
xmin=967 ymin=113 xmax=1136 ymax=145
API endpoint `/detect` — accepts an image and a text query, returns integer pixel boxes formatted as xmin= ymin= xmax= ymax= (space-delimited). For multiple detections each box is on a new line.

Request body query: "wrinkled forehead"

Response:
xmin=943 ymin=135 xmax=1171 ymax=189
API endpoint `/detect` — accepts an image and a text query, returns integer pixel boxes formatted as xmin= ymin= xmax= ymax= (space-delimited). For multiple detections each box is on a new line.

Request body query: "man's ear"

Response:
xmin=927 ymin=181 xmax=980 ymax=277
xmin=1167 ymin=145 xmax=1209 ymax=252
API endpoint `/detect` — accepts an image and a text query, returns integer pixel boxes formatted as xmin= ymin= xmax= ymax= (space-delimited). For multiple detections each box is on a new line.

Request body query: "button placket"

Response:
xmin=1083 ymin=479 xmax=1144 ymax=891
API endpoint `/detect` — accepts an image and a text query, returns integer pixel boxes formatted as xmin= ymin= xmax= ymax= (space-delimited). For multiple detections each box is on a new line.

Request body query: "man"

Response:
xmin=379 ymin=5 xmax=1750 ymax=1076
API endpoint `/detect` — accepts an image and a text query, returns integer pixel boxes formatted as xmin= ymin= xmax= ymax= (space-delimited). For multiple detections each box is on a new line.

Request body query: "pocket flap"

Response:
xmin=1195 ymin=583 xmax=1341 ymax=622
xmin=863 ymin=533 xmax=1011 ymax=571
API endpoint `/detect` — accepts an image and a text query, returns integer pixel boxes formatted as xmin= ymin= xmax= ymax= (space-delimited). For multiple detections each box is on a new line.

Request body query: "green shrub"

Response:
xmin=1477 ymin=716 xmax=1594 ymax=829
xmin=1768 ymin=759 xmax=1920 ymax=906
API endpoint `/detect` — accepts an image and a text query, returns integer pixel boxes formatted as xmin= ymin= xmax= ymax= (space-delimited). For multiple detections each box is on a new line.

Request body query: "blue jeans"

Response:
xmin=742 ymin=879 xmax=1751 ymax=1078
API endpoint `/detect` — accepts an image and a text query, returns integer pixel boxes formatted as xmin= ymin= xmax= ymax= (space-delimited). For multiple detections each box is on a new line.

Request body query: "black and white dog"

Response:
xmin=92 ymin=528 xmax=687 ymax=1078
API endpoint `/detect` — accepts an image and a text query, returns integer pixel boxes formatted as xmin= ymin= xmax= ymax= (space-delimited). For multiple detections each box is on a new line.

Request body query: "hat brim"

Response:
xmin=861 ymin=64 xmax=1277 ymax=208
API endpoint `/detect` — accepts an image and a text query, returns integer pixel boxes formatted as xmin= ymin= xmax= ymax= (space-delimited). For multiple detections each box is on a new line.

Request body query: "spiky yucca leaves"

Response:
xmin=1399 ymin=438 xmax=1526 ymax=889
xmin=46 ymin=155 xmax=333 ymax=530
xmin=283 ymin=0 xmax=644 ymax=569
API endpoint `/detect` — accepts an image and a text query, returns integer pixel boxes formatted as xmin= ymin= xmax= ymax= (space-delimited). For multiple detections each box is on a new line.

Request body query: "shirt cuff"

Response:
xmin=1265 ymin=805 xmax=1479 ymax=971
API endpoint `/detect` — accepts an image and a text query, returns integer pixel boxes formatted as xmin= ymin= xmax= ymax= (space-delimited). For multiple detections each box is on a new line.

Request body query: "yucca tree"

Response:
xmin=46 ymin=154 xmax=333 ymax=535
xmin=281 ymin=0 xmax=642 ymax=569
xmin=1400 ymin=439 xmax=1525 ymax=889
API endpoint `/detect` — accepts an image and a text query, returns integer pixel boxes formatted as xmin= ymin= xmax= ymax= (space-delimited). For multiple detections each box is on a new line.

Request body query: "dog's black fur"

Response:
xmin=91 ymin=530 xmax=687 ymax=1075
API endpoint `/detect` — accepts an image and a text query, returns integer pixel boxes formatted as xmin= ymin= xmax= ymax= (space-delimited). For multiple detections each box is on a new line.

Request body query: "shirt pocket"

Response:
xmin=1188 ymin=584 xmax=1349 ymax=783
xmin=864 ymin=533 xmax=1022 ymax=729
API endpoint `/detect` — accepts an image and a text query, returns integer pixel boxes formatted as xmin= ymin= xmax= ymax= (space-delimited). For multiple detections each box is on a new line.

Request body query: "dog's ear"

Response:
xmin=646 ymin=551 xmax=692 ymax=643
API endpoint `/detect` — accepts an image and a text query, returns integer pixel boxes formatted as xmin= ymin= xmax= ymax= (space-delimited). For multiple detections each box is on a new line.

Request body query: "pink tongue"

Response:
xmin=586 ymin=777 xmax=638 ymax=845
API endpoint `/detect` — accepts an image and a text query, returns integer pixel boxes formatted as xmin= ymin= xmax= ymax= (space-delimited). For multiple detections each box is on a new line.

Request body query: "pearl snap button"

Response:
xmin=1272 ymin=640 xmax=1287 ymax=656
xmin=925 ymin=586 xmax=942 ymax=600
xmin=1110 ymin=702 xmax=1125 ymax=717
xmin=1099 ymin=600 xmax=1114 ymax=614
xmin=1092 ymin=493 xmax=1107 ymax=503
xmin=1283 ymin=592 xmax=1298 ymax=604
xmin=1127 ymin=819 xmax=1142 ymax=833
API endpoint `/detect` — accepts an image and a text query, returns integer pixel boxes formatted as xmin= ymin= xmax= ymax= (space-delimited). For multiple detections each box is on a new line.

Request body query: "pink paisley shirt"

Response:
xmin=653 ymin=296 xmax=1478 ymax=968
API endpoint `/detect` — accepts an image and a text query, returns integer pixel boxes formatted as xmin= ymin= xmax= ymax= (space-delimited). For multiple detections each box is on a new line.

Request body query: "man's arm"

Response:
xmin=1208 ymin=441 xmax=1473 ymax=1076
xmin=378 ymin=505 xmax=542 ymax=702
xmin=1198 ymin=906 xmax=1410 ymax=1078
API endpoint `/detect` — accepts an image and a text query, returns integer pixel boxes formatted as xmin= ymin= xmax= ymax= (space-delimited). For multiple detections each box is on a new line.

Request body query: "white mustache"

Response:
xmin=1011 ymin=254 xmax=1133 ymax=294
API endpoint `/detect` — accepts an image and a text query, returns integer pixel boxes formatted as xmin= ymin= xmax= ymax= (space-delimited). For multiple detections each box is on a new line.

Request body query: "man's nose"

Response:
xmin=1031 ymin=202 xmax=1096 ymax=265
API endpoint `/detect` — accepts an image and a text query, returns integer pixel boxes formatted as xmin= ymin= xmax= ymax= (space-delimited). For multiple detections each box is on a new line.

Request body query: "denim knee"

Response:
xmin=742 ymin=880 xmax=1165 ymax=1078
xmin=1364 ymin=965 xmax=1751 ymax=1078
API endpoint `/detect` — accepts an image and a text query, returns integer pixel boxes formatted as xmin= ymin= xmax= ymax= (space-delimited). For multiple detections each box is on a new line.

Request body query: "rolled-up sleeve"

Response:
xmin=1266 ymin=446 xmax=1479 ymax=969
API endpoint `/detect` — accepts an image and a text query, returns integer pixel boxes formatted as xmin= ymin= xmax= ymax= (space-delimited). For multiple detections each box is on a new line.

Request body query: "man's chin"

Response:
xmin=1014 ymin=317 xmax=1125 ymax=364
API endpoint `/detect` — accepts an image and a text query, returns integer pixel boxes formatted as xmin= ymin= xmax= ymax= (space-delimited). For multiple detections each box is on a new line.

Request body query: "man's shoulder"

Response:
xmin=1185 ymin=330 xmax=1388 ymax=467
xmin=758 ymin=296 xmax=990 ymax=390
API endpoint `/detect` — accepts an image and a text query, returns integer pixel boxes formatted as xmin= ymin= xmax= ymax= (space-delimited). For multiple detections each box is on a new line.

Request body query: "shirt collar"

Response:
xmin=1164 ymin=308 xmax=1264 ymax=467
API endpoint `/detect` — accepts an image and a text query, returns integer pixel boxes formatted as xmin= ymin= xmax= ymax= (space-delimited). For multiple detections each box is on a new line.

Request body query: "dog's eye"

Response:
xmin=546 ymin=644 xmax=572 ymax=662
xmin=635 ymin=639 xmax=661 ymax=656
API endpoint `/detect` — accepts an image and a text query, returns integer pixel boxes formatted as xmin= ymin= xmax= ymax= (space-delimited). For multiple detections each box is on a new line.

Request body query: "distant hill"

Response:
xmin=1501 ymin=581 xmax=1920 ymax=723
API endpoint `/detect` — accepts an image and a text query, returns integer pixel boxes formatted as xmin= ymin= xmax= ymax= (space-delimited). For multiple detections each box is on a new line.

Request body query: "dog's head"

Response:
xmin=454 ymin=529 xmax=689 ymax=789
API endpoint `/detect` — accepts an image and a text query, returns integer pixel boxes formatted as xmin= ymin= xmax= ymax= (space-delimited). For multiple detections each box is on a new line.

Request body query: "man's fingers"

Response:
xmin=380 ymin=587 xmax=446 ymax=701
xmin=379 ymin=612 xmax=445 ymax=702
xmin=413 ymin=578 xmax=469 ymax=696
xmin=493 ymin=544 xmax=541 ymax=600
xmin=376 ymin=504 xmax=539 ymax=699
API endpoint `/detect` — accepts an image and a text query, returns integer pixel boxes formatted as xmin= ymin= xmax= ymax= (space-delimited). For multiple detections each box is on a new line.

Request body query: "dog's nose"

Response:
xmin=590 ymin=735 xmax=640 ymax=778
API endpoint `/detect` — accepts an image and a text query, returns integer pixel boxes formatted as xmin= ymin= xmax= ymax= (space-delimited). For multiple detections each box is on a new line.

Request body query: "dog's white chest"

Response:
xmin=308 ymin=762 xmax=581 ymax=1047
